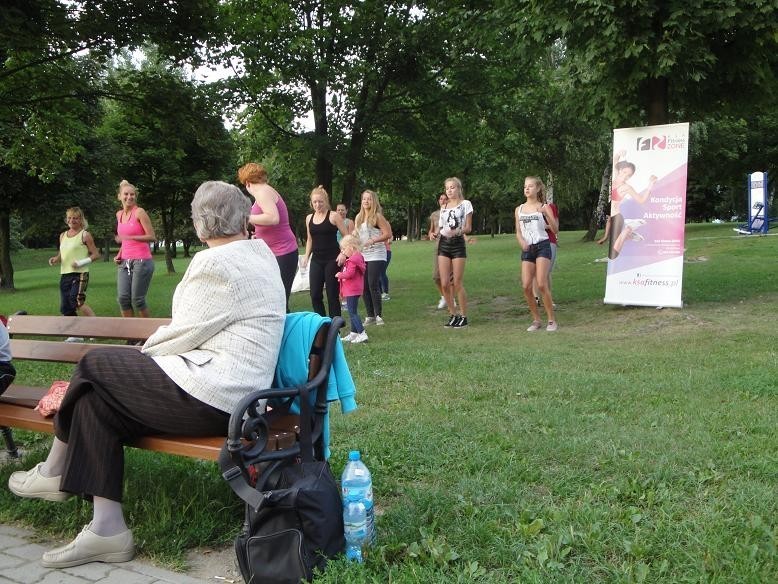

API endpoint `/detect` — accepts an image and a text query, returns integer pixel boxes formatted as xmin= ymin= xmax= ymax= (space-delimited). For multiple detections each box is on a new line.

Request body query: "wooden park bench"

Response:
xmin=0 ymin=314 xmax=343 ymax=463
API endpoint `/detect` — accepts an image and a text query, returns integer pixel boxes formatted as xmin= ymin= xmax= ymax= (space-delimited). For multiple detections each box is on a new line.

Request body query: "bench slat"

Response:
xmin=7 ymin=315 xmax=170 ymax=339
xmin=10 ymin=339 xmax=140 ymax=363
xmin=0 ymin=402 xmax=227 ymax=460
xmin=0 ymin=385 xmax=47 ymax=408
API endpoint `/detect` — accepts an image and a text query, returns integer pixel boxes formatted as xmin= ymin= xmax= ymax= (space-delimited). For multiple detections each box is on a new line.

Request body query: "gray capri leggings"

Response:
xmin=117 ymin=259 xmax=154 ymax=311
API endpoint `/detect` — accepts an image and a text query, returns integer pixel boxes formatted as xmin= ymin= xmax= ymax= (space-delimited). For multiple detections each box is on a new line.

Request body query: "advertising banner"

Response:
xmin=604 ymin=123 xmax=690 ymax=308
xmin=748 ymin=171 xmax=767 ymax=234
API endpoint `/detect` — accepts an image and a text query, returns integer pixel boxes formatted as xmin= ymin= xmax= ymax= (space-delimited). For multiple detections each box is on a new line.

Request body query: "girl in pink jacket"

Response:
xmin=336 ymin=235 xmax=367 ymax=343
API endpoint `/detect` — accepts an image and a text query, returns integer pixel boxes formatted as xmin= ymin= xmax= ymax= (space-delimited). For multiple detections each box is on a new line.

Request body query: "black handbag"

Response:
xmin=220 ymin=386 xmax=345 ymax=584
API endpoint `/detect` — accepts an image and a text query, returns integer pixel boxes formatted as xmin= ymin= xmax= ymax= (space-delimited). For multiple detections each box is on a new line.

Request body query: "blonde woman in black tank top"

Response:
xmin=302 ymin=185 xmax=347 ymax=316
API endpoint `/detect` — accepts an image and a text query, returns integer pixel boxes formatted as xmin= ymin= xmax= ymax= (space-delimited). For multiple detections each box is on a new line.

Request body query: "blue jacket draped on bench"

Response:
xmin=273 ymin=312 xmax=357 ymax=458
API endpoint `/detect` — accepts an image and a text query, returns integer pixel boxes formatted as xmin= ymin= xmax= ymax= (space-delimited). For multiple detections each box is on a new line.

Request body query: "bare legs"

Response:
xmin=78 ymin=304 xmax=96 ymax=317
xmin=522 ymin=258 xmax=555 ymax=325
xmin=596 ymin=216 xmax=611 ymax=244
xmin=438 ymin=256 xmax=467 ymax=318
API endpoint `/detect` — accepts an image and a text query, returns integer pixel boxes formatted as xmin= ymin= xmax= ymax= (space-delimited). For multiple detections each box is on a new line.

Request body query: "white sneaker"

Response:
xmin=381 ymin=293 xmax=390 ymax=301
xmin=363 ymin=317 xmax=376 ymax=325
xmin=64 ymin=337 xmax=84 ymax=343
xmin=437 ymin=296 xmax=447 ymax=309
xmin=375 ymin=316 xmax=385 ymax=326
xmin=351 ymin=331 xmax=369 ymax=343
xmin=341 ymin=332 xmax=358 ymax=342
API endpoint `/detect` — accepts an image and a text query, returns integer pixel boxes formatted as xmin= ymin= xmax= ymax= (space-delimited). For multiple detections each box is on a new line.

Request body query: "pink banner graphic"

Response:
xmin=604 ymin=123 xmax=689 ymax=308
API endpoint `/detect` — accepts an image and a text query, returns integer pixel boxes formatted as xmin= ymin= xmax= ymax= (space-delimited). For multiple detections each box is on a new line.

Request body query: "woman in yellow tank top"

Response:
xmin=48 ymin=207 xmax=101 ymax=321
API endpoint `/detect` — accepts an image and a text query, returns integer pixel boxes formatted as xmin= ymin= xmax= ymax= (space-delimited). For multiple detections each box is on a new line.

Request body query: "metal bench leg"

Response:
xmin=1 ymin=426 xmax=19 ymax=458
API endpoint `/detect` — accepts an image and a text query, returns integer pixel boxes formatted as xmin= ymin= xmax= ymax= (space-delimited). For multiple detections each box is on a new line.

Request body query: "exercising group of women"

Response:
xmin=50 ymin=167 xmax=561 ymax=335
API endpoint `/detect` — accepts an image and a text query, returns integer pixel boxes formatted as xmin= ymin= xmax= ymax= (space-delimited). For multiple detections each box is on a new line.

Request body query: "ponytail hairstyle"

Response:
xmin=525 ymin=176 xmax=547 ymax=204
xmin=309 ymin=185 xmax=331 ymax=211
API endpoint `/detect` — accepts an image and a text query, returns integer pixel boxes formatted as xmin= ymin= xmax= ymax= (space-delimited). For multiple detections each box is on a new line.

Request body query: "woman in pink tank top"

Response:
xmin=238 ymin=163 xmax=299 ymax=310
xmin=114 ymin=180 xmax=156 ymax=318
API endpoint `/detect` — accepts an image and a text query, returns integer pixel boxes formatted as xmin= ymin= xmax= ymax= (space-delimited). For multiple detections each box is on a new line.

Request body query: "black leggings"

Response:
xmin=362 ymin=260 xmax=385 ymax=318
xmin=276 ymin=250 xmax=299 ymax=311
xmin=309 ymin=255 xmax=341 ymax=317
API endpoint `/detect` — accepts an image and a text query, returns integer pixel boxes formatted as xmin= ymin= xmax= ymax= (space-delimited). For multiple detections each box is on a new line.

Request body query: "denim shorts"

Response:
xmin=521 ymin=239 xmax=553 ymax=263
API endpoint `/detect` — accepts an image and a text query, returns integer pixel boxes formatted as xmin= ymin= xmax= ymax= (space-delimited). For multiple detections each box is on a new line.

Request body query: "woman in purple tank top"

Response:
xmin=239 ymin=163 xmax=299 ymax=310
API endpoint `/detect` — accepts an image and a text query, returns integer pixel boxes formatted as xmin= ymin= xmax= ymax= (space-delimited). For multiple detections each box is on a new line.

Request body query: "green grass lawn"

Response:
xmin=1 ymin=224 xmax=776 ymax=582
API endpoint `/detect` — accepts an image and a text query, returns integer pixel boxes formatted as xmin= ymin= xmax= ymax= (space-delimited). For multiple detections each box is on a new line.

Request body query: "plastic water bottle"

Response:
xmin=343 ymin=495 xmax=367 ymax=563
xmin=341 ymin=451 xmax=376 ymax=546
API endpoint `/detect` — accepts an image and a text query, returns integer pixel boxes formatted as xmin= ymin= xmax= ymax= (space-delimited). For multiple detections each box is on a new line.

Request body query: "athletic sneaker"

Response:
xmin=64 ymin=337 xmax=84 ymax=343
xmin=526 ymin=320 xmax=542 ymax=332
xmin=376 ymin=316 xmax=385 ymax=326
xmin=363 ymin=317 xmax=376 ymax=325
xmin=546 ymin=321 xmax=558 ymax=332
xmin=351 ymin=331 xmax=369 ymax=344
xmin=437 ymin=296 xmax=447 ymax=309
xmin=452 ymin=316 xmax=468 ymax=328
xmin=444 ymin=314 xmax=458 ymax=328
xmin=341 ymin=332 xmax=358 ymax=342
xmin=381 ymin=293 xmax=390 ymax=301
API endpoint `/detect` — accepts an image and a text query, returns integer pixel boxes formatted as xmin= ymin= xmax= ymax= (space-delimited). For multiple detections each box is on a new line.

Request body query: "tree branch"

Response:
xmin=0 ymin=38 xmax=108 ymax=80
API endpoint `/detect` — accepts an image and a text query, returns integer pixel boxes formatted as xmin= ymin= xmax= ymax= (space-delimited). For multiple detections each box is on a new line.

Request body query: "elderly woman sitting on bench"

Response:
xmin=8 ymin=181 xmax=286 ymax=568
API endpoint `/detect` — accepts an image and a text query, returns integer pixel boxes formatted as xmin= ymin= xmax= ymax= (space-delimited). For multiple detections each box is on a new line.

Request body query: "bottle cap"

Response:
xmin=348 ymin=450 xmax=361 ymax=461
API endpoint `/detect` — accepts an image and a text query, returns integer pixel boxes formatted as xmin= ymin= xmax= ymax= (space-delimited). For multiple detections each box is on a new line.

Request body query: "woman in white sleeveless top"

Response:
xmin=515 ymin=176 xmax=558 ymax=332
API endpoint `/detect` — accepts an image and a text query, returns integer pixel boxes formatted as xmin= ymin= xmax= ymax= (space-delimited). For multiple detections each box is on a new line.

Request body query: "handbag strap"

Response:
xmin=219 ymin=385 xmax=315 ymax=509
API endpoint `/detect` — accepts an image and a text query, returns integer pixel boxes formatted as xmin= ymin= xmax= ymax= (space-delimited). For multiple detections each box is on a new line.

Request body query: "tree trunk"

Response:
xmin=341 ymin=127 xmax=368 ymax=211
xmin=583 ymin=163 xmax=612 ymax=241
xmin=103 ymin=236 xmax=112 ymax=262
xmin=646 ymin=76 xmax=669 ymax=126
xmin=311 ymin=82 xmax=333 ymax=197
xmin=0 ymin=209 xmax=14 ymax=290
xmin=161 ymin=213 xmax=176 ymax=274
xmin=546 ymin=171 xmax=555 ymax=204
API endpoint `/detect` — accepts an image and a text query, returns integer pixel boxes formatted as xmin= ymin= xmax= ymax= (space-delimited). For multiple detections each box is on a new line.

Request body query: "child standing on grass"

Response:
xmin=336 ymin=235 xmax=368 ymax=344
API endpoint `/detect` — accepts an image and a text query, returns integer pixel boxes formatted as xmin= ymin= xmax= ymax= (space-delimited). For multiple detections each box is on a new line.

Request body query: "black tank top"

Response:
xmin=309 ymin=214 xmax=340 ymax=260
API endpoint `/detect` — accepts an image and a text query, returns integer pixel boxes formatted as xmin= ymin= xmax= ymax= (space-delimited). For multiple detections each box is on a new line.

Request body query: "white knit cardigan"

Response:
xmin=142 ymin=239 xmax=286 ymax=414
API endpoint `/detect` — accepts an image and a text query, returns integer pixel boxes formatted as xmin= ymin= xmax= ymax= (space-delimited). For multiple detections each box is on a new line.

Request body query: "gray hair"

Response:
xmin=191 ymin=181 xmax=250 ymax=240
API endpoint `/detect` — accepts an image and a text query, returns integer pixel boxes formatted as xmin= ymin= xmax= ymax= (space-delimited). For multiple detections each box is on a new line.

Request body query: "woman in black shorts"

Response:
xmin=438 ymin=177 xmax=473 ymax=328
